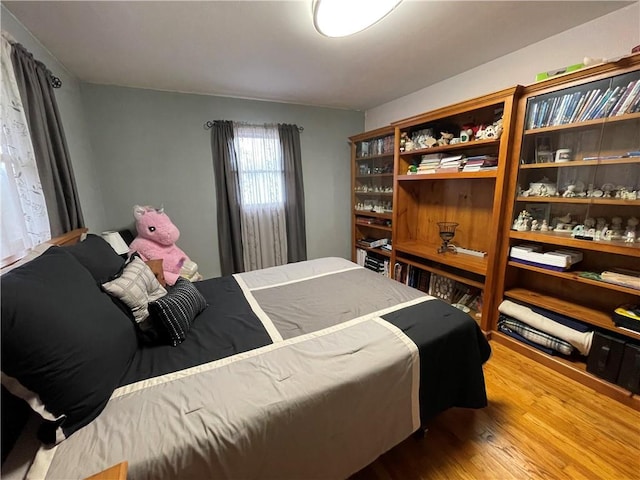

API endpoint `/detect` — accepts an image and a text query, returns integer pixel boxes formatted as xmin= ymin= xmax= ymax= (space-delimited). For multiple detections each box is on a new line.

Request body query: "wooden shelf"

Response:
xmin=509 ymin=230 xmax=640 ymax=256
xmin=520 ymin=157 xmax=640 ymax=168
xmin=355 ymin=153 xmax=394 ymax=161
xmin=507 ymin=260 xmax=640 ymax=296
xmin=354 ymin=191 xmax=393 ymax=196
xmin=355 ymin=222 xmax=392 ymax=232
xmin=399 ymin=138 xmax=501 ymax=157
xmin=523 ymin=112 xmax=640 ymax=135
xmin=350 ymin=127 xmax=396 ymax=272
xmin=395 ymin=241 xmax=487 ymax=276
xmin=355 ymin=245 xmax=391 ymax=257
xmin=515 ymin=196 xmax=640 ymax=206
xmin=355 ymin=173 xmax=393 ymax=179
xmin=396 ymin=255 xmax=485 ymax=289
xmin=353 ymin=210 xmax=392 ymax=219
xmin=397 ymin=170 xmax=497 ymax=180
xmin=503 ymin=287 xmax=640 ymax=341
xmin=491 ymin=331 xmax=639 ymax=409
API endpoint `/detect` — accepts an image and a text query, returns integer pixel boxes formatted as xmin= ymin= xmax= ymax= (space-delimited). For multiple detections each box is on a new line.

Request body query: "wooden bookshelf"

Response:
xmin=491 ymin=55 xmax=640 ymax=404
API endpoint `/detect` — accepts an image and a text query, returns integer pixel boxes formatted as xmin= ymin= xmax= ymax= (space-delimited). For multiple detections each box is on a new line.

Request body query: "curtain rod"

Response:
xmin=203 ymin=120 xmax=303 ymax=132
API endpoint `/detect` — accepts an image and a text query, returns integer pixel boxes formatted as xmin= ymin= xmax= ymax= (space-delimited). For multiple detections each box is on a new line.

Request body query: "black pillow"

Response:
xmin=63 ymin=233 xmax=126 ymax=282
xmin=1 ymin=247 xmax=137 ymax=445
xmin=149 ymin=278 xmax=207 ymax=346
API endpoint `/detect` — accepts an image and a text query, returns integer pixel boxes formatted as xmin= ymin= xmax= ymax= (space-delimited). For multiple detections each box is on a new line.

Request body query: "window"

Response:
xmin=1 ymin=37 xmax=50 ymax=265
xmin=233 ymin=124 xmax=284 ymax=207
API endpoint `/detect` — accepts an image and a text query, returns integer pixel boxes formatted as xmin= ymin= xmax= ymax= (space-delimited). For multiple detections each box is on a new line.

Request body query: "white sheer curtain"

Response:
xmin=233 ymin=123 xmax=287 ymax=271
xmin=1 ymin=34 xmax=50 ymax=265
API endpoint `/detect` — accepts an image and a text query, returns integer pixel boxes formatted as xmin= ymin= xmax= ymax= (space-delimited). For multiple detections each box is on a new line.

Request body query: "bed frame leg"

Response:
xmin=413 ymin=426 xmax=429 ymax=439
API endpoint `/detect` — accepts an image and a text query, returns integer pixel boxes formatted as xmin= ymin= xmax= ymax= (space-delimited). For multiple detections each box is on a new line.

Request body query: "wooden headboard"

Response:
xmin=47 ymin=228 xmax=88 ymax=247
xmin=1 ymin=228 xmax=88 ymax=270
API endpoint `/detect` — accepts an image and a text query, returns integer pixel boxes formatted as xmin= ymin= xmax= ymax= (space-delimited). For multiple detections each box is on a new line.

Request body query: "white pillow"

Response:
xmin=102 ymin=257 xmax=167 ymax=323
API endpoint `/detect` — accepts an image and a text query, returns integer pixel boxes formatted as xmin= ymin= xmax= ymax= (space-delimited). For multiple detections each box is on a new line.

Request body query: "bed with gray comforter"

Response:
xmin=6 ymin=257 xmax=491 ymax=480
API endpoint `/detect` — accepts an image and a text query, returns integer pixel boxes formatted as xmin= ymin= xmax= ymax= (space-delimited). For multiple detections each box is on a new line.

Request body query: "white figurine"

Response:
xmin=540 ymin=219 xmax=549 ymax=232
xmin=563 ymin=185 xmax=576 ymax=198
xmin=611 ymin=217 xmax=624 ymax=235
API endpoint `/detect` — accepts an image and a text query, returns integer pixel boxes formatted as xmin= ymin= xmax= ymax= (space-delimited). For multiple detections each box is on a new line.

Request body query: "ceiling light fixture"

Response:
xmin=313 ymin=0 xmax=402 ymax=38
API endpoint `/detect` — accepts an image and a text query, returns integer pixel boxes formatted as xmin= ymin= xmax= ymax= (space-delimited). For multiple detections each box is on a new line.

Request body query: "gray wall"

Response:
xmin=80 ymin=84 xmax=363 ymax=279
xmin=1 ymin=5 xmax=107 ymax=231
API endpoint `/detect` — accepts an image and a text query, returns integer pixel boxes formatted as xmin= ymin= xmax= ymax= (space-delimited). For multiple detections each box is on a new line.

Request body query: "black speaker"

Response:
xmin=617 ymin=343 xmax=640 ymax=394
xmin=586 ymin=332 xmax=625 ymax=383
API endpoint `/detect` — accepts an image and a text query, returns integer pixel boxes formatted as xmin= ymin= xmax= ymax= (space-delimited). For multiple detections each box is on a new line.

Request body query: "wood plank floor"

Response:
xmin=352 ymin=341 xmax=640 ymax=479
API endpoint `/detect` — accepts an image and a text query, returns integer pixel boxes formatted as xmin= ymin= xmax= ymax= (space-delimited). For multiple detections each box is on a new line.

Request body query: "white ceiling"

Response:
xmin=4 ymin=1 xmax=633 ymax=111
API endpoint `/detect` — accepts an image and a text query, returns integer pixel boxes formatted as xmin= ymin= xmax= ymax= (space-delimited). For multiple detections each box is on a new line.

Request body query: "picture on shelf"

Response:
xmin=534 ymin=135 xmax=553 ymax=163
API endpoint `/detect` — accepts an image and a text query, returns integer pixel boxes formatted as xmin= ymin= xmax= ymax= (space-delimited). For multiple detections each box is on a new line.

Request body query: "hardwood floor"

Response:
xmin=352 ymin=341 xmax=640 ymax=479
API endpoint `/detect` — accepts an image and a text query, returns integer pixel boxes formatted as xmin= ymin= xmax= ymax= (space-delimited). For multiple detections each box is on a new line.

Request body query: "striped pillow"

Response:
xmin=102 ymin=257 xmax=166 ymax=324
xmin=148 ymin=278 xmax=207 ymax=346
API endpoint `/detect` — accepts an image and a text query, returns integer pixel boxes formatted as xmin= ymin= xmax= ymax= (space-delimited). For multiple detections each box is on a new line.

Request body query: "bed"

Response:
xmin=1 ymin=230 xmax=491 ymax=479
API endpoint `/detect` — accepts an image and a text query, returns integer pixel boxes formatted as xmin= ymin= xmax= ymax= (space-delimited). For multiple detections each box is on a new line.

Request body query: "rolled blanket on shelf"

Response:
xmin=498 ymin=300 xmax=594 ymax=355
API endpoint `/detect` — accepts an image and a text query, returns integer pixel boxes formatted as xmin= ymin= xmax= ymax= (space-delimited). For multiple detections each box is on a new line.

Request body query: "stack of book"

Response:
xmin=436 ymin=154 xmax=464 ymax=173
xmin=356 ymin=237 xmax=388 ymax=249
xmin=462 ymin=155 xmax=498 ymax=172
xmin=415 ymin=153 xmax=442 ymax=174
xmin=364 ymin=255 xmax=389 ymax=276
xmin=510 ymin=244 xmax=583 ymax=271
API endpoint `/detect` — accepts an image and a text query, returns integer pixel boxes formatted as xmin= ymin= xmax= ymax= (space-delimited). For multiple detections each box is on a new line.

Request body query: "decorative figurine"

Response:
xmin=584 ymin=217 xmax=596 ymax=229
xmin=531 ymin=219 xmax=539 ymax=231
xmin=437 ymin=132 xmax=454 ymax=146
xmin=602 ymin=183 xmax=615 ymax=198
xmin=611 ymin=216 xmax=624 ymax=236
xmin=563 ymin=185 xmax=576 ymax=197
xmin=572 ymin=225 xmax=585 ymax=238
xmin=399 ymin=132 xmax=409 ymax=152
xmin=540 ymin=219 xmax=549 ymax=231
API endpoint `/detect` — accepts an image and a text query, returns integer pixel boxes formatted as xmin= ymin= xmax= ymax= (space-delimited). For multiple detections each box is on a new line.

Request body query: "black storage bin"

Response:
xmin=586 ymin=332 xmax=625 ymax=383
xmin=617 ymin=343 xmax=640 ymax=394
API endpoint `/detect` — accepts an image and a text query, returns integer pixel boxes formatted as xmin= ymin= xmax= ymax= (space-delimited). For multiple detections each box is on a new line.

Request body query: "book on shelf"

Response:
xmin=400 ymin=264 xmax=431 ymax=292
xmin=575 ymin=88 xmax=600 ymax=122
xmin=436 ymin=154 xmax=464 ymax=173
xmin=462 ymin=155 xmax=498 ymax=172
xmin=610 ymin=80 xmax=634 ymax=115
xmin=364 ymin=255 xmax=389 ymax=276
xmin=357 ymin=237 xmax=389 ymax=248
xmin=590 ymin=86 xmax=621 ymax=120
xmin=567 ymin=92 xmax=589 ymax=123
xmin=614 ymin=80 xmax=640 ymax=115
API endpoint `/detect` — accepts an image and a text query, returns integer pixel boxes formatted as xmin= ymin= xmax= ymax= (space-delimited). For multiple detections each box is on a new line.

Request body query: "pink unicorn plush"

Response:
xmin=129 ymin=205 xmax=190 ymax=286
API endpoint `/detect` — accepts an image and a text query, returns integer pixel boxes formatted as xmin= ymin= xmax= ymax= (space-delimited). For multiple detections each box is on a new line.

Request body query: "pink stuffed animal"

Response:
xmin=129 ymin=205 xmax=189 ymax=286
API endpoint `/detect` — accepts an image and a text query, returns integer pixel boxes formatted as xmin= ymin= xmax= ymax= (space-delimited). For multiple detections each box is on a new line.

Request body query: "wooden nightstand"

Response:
xmin=84 ymin=461 xmax=128 ymax=480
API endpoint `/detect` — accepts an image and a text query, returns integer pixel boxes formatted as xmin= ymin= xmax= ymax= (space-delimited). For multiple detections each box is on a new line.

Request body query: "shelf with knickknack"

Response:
xmin=394 ymin=252 xmax=486 ymax=328
xmin=391 ymin=87 xmax=521 ymax=331
xmin=493 ymin=54 xmax=640 ymax=407
xmin=350 ymin=127 xmax=395 ymax=273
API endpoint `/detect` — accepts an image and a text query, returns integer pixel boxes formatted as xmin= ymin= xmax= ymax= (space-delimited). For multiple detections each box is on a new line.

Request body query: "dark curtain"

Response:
xmin=11 ymin=42 xmax=84 ymax=237
xmin=278 ymin=124 xmax=307 ymax=263
xmin=210 ymin=121 xmax=245 ymax=275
